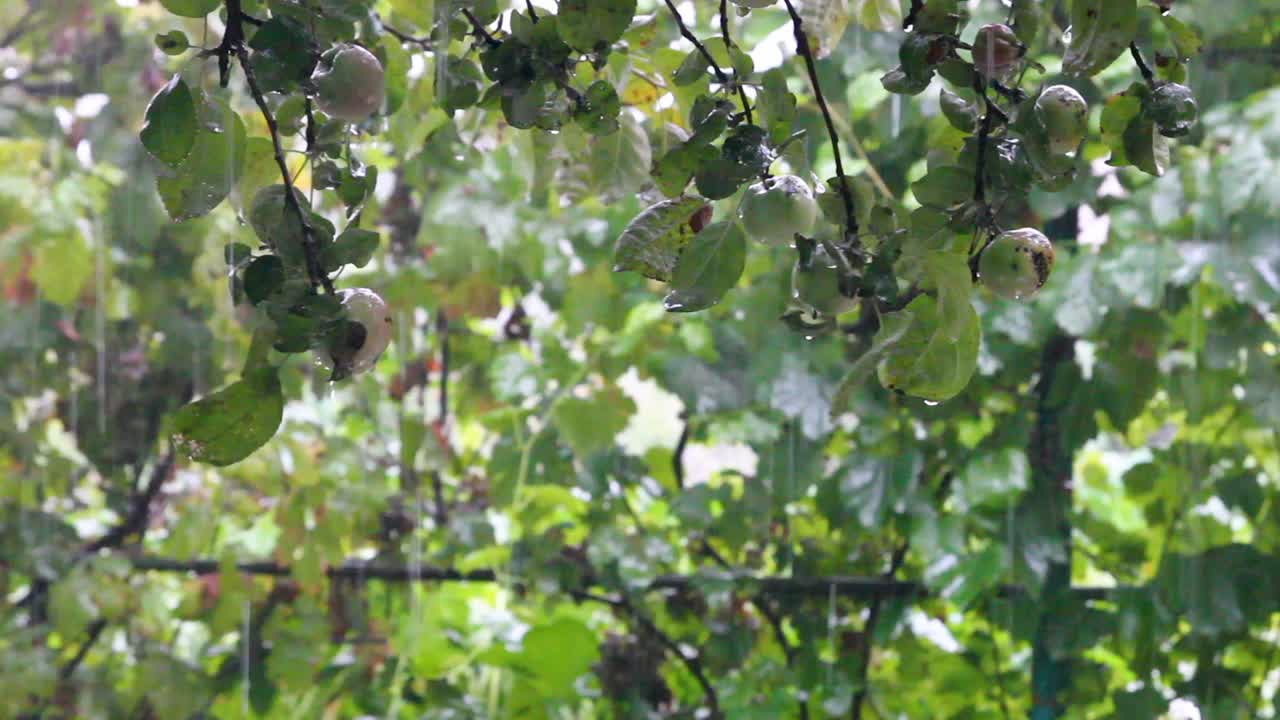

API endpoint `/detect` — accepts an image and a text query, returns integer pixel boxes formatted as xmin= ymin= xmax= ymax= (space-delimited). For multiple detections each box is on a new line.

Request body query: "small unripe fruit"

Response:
xmin=1035 ymin=85 xmax=1089 ymax=156
xmin=1148 ymin=82 xmax=1198 ymax=138
xmin=978 ymin=228 xmax=1055 ymax=301
xmin=971 ymin=24 xmax=1023 ymax=80
xmin=791 ymin=244 xmax=858 ymax=317
xmin=312 ymin=45 xmax=385 ymax=122
xmin=740 ymin=175 xmax=819 ymax=246
xmin=314 ymin=288 xmax=393 ymax=380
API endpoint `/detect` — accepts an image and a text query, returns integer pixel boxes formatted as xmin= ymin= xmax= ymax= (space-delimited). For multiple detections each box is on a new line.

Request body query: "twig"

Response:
xmin=59 ymin=620 xmax=107 ymax=681
xmin=460 ymin=8 xmax=500 ymax=48
xmin=576 ymin=590 xmax=721 ymax=718
xmin=303 ymin=97 xmax=317 ymax=151
xmin=85 ymin=450 xmax=176 ymax=552
xmin=525 ymin=0 xmax=539 ymax=23
xmin=719 ymin=0 xmax=754 ymax=124
xmin=432 ymin=311 xmax=450 ymax=527
xmin=218 ymin=0 xmax=335 ymax=294
xmin=382 ymin=21 xmax=432 ymax=49
xmin=850 ymin=541 xmax=909 ymax=720
xmin=0 ymin=1 xmax=39 ymax=48
xmin=673 ymin=413 xmax=690 ymax=489
xmin=1130 ymin=41 xmax=1156 ymax=85
xmin=903 ymin=0 xmax=924 ymax=30
xmin=780 ymin=0 xmax=858 ymax=236
xmin=662 ymin=0 xmax=731 ymax=87
xmin=121 ymin=553 xmax=1122 ymax=598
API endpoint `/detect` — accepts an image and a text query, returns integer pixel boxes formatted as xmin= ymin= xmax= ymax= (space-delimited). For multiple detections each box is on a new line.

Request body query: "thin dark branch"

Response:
xmin=85 ymin=451 xmax=176 ymax=552
xmin=0 ymin=1 xmax=40 ymax=49
xmin=525 ymin=0 xmax=539 ymax=23
xmin=851 ymin=541 xmax=909 ymax=720
xmin=121 ymin=554 xmax=1122 ymax=599
xmin=719 ymin=0 xmax=753 ymax=125
xmin=780 ymin=0 xmax=858 ymax=236
xmin=460 ymin=8 xmax=500 ymax=48
xmin=971 ymin=79 xmax=999 ymax=208
xmin=223 ymin=0 xmax=335 ymax=295
xmin=432 ymin=311 xmax=450 ymax=527
xmin=662 ymin=0 xmax=731 ymax=86
xmin=576 ymin=590 xmax=721 ymax=718
xmin=903 ymin=0 xmax=924 ymax=30
xmin=1130 ymin=41 xmax=1156 ymax=85
xmin=304 ymin=97 xmax=318 ymax=151
xmin=382 ymin=21 xmax=432 ymax=49
xmin=436 ymin=312 xmax=450 ymax=429
xmin=673 ymin=413 xmax=690 ymax=489
xmin=59 ymin=619 xmax=107 ymax=680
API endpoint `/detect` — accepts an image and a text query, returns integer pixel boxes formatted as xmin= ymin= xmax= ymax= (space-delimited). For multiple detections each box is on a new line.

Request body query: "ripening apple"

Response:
xmin=739 ymin=175 xmax=819 ymax=246
xmin=312 ymin=44 xmax=385 ymax=122
xmin=978 ymin=228 xmax=1055 ymax=301
xmin=314 ymin=288 xmax=393 ymax=380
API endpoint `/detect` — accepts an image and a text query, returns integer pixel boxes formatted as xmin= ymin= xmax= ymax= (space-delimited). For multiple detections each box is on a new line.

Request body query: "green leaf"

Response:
xmin=589 ymin=113 xmax=652 ymax=198
xmin=1100 ymin=88 xmax=1144 ymax=167
xmin=575 ymin=80 xmax=621 ymax=135
xmin=876 ymin=293 xmax=980 ymax=402
xmin=550 ymin=385 xmax=636 ymax=457
xmin=556 ymin=0 xmax=636 ymax=51
xmin=156 ymin=100 xmax=247 ymax=221
xmin=247 ymin=17 xmax=317 ymax=93
xmin=925 ymin=544 xmax=1006 ymax=608
xmin=652 ymin=141 xmax=717 ymax=198
xmin=170 ymin=367 xmax=285 ymax=466
xmin=1123 ymin=115 xmax=1170 ymax=177
xmin=518 ymin=618 xmax=600 ymax=696
xmin=854 ymin=0 xmax=903 ymax=31
xmin=613 ymin=196 xmax=708 ymax=281
xmin=1063 ymin=0 xmax=1138 ymax=76
xmin=757 ymin=68 xmax=797 ymax=144
xmin=830 ymin=309 xmax=916 ymax=417
xmin=159 ymin=0 xmax=220 ymax=18
xmin=154 ymin=30 xmax=190 ymax=55
xmin=911 ymin=166 xmax=973 ymax=209
xmin=242 ymin=255 xmax=285 ymax=305
xmin=140 ymin=75 xmax=197 ymax=167
xmin=954 ymin=449 xmax=1030 ymax=511
xmin=798 ymin=0 xmax=851 ymax=59
xmin=31 ymin=229 xmax=91 ymax=306
xmin=1160 ymin=13 xmax=1203 ymax=62
xmin=663 ymin=220 xmax=747 ymax=313
xmin=321 ymin=227 xmax=380 ymax=271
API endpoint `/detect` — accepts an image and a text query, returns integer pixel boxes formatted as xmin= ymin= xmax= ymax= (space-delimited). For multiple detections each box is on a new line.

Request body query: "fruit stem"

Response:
xmin=1129 ymin=41 xmax=1156 ymax=86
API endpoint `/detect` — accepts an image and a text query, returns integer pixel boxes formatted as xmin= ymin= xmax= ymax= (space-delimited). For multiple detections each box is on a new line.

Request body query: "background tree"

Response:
xmin=2 ymin=0 xmax=1280 ymax=718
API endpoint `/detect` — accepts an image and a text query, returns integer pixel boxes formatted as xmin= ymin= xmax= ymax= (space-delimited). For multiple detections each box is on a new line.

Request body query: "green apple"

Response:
xmin=314 ymin=288 xmax=393 ymax=381
xmin=791 ymin=244 xmax=858 ymax=317
xmin=978 ymin=228 xmax=1055 ymax=300
xmin=1035 ymin=85 xmax=1089 ymax=156
xmin=1148 ymin=82 xmax=1198 ymax=138
xmin=971 ymin=23 xmax=1023 ymax=80
xmin=740 ymin=174 xmax=819 ymax=246
xmin=312 ymin=44 xmax=385 ymax=122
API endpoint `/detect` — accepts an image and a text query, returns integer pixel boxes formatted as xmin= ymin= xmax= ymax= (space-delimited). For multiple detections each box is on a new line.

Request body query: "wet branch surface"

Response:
xmin=780 ymin=0 xmax=858 ymax=236
xmin=663 ymin=0 xmax=731 ymax=88
xmin=215 ymin=0 xmax=335 ymax=295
